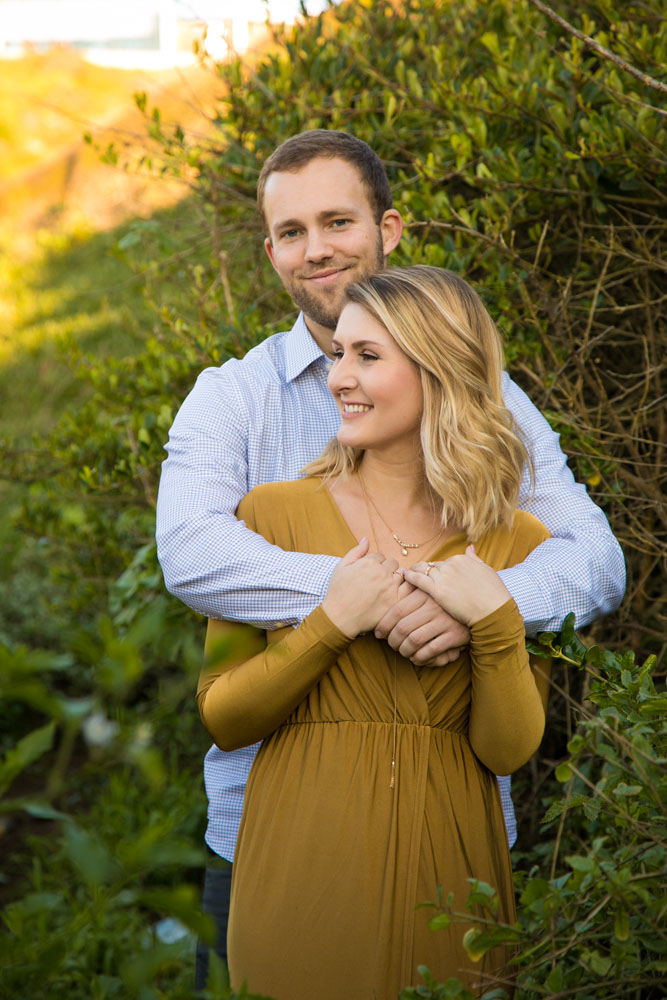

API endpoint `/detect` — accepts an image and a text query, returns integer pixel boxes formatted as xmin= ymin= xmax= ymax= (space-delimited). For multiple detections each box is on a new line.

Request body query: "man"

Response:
xmin=155 ymin=130 xmax=625 ymax=985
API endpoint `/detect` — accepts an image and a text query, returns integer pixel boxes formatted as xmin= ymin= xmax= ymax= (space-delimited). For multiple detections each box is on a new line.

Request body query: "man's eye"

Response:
xmin=281 ymin=229 xmax=300 ymax=239
xmin=331 ymin=219 xmax=349 ymax=228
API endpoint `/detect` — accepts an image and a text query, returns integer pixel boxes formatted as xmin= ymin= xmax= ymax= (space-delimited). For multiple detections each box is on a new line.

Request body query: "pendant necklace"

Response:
xmin=357 ymin=469 xmax=443 ymax=557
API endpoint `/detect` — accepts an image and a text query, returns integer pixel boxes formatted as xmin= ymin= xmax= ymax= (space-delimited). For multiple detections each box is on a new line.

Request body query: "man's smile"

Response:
xmin=302 ymin=266 xmax=349 ymax=285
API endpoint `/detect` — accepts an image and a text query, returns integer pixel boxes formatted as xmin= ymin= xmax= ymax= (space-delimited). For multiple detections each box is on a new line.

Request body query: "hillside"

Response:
xmin=0 ymin=47 xmax=220 ymax=235
xmin=0 ymin=48 xmax=225 ymax=441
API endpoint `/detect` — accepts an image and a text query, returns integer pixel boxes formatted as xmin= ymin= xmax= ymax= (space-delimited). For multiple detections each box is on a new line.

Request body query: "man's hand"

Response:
xmin=374 ymin=579 xmax=470 ymax=666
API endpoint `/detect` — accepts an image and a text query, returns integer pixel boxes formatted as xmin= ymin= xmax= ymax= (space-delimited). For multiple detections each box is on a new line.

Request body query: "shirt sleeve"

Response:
xmin=500 ymin=374 xmax=626 ymax=634
xmin=197 ymin=609 xmax=352 ymax=751
xmin=155 ymin=366 xmax=338 ymax=628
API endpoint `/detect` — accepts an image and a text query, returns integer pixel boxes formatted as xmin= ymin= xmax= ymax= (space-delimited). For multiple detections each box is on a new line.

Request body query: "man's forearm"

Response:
xmin=158 ymin=511 xmax=338 ymax=627
xmin=498 ymin=530 xmax=625 ymax=634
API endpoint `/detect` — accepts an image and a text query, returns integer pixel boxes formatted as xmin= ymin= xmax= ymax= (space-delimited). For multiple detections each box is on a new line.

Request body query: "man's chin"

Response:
xmin=293 ymin=296 xmax=341 ymax=331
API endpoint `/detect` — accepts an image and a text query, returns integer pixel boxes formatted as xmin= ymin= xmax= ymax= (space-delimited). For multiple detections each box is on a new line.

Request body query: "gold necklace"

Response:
xmin=358 ymin=469 xmax=443 ymax=557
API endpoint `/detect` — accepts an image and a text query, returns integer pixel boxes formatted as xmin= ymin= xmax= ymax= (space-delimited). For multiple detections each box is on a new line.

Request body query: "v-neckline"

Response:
xmin=318 ymin=478 xmax=468 ymax=564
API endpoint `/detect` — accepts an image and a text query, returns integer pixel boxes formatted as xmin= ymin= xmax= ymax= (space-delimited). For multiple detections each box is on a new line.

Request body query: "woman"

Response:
xmin=197 ymin=266 xmax=551 ymax=999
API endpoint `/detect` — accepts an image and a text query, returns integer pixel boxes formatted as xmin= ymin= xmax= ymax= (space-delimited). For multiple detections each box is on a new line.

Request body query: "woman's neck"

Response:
xmin=356 ymin=451 xmax=431 ymax=511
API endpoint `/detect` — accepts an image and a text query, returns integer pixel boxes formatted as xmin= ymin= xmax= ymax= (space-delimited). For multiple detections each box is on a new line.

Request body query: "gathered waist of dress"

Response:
xmin=277 ymin=718 xmax=469 ymax=736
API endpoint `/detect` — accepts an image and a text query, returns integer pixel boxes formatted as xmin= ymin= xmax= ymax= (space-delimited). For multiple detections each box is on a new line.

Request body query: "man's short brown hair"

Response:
xmin=257 ymin=130 xmax=393 ymax=234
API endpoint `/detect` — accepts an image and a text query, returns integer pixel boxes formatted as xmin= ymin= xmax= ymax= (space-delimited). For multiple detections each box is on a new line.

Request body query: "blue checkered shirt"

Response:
xmin=156 ymin=313 xmax=625 ymax=860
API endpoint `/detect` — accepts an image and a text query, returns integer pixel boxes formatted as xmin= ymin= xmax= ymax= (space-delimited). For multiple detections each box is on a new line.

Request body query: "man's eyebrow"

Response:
xmin=318 ymin=207 xmax=359 ymax=220
xmin=273 ymin=208 xmax=360 ymax=230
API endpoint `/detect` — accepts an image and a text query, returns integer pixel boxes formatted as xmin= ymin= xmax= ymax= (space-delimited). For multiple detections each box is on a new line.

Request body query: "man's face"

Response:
xmin=263 ymin=157 xmax=402 ymax=352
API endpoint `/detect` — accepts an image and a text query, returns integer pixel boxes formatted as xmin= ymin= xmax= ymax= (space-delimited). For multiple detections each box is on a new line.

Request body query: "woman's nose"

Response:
xmin=328 ymin=356 xmax=357 ymax=393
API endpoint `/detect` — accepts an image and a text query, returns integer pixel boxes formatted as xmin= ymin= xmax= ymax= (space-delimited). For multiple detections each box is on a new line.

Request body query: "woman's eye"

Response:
xmin=361 ymin=353 xmax=378 ymax=361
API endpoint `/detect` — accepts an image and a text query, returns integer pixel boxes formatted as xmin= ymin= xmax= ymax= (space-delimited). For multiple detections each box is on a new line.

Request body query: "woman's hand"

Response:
xmin=403 ymin=545 xmax=512 ymax=627
xmin=322 ymin=538 xmax=401 ymax=638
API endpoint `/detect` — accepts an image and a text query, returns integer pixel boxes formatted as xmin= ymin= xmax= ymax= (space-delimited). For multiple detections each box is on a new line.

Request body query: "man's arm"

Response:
xmin=156 ymin=366 xmax=338 ymax=627
xmin=158 ymin=366 xmax=624 ymax=636
xmin=499 ymin=374 xmax=625 ymax=634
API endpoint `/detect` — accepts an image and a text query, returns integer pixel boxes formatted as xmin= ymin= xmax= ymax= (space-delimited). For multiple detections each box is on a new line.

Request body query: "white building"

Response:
xmin=0 ymin=0 xmax=327 ymax=67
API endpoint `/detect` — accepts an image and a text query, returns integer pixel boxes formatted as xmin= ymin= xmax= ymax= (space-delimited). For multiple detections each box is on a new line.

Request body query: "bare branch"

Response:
xmin=527 ymin=0 xmax=667 ymax=95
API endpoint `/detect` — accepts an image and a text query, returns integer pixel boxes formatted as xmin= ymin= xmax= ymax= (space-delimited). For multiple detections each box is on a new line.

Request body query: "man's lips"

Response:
xmin=302 ymin=267 xmax=348 ymax=285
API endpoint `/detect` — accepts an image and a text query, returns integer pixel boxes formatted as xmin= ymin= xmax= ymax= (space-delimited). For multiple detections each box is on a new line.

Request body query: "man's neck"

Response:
xmin=303 ymin=315 xmax=335 ymax=357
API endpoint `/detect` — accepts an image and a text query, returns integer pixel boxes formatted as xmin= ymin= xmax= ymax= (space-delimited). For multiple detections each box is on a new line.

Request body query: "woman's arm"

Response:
xmin=197 ymin=607 xmax=352 ymax=751
xmin=467 ymin=600 xmax=550 ymax=775
xmin=403 ymin=546 xmax=550 ymax=774
xmin=198 ymin=539 xmax=401 ymax=751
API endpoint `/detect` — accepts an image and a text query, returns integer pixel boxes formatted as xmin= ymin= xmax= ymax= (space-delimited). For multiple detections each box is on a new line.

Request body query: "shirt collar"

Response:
xmin=283 ymin=313 xmax=331 ymax=382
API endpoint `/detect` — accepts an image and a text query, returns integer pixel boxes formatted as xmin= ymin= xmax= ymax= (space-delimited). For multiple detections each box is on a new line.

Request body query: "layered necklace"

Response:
xmin=357 ymin=469 xmax=443 ymax=557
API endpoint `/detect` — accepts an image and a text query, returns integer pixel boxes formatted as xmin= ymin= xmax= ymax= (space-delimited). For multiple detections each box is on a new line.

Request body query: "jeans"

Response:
xmin=195 ymin=859 xmax=233 ymax=992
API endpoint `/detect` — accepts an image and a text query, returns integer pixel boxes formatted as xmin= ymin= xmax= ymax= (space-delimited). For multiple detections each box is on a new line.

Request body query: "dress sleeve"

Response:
xmin=196 ymin=607 xmax=352 ymax=751
xmin=467 ymin=598 xmax=551 ymax=776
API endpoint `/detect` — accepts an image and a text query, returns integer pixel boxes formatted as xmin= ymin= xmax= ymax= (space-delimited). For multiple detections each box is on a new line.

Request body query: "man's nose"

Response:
xmin=304 ymin=228 xmax=333 ymax=262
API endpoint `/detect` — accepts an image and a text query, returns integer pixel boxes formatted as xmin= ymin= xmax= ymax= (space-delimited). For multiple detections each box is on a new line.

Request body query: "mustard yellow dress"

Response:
xmin=198 ymin=478 xmax=551 ymax=1000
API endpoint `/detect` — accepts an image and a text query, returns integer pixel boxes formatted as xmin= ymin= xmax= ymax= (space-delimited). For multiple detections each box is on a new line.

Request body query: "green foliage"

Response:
xmin=408 ymin=618 xmax=666 ymax=997
xmin=131 ymin=0 xmax=665 ymax=645
xmin=1 ymin=0 xmax=665 ymax=996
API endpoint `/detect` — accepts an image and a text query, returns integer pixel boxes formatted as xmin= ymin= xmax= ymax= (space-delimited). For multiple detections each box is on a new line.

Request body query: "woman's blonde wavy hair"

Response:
xmin=304 ymin=265 xmax=533 ymax=541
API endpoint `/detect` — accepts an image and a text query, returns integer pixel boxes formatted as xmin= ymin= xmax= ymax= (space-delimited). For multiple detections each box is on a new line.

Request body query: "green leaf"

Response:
xmin=586 ymin=950 xmax=613 ymax=977
xmin=0 ymin=721 xmax=56 ymax=795
xmin=23 ymin=801 xmax=69 ymax=821
xmin=62 ymin=824 xmax=117 ymax=886
xmin=613 ymin=783 xmax=642 ymax=798
xmin=546 ymin=966 xmax=563 ymax=992
xmin=480 ymin=32 xmax=500 ymax=57
xmin=555 ymin=762 xmax=573 ymax=782
xmin=463 ymin=927 xmax=485 ymax=961
xmin=614 ymin=908 xmax=630 ymax=941
xmin=567 ymin=855 xmax=595 ymax=872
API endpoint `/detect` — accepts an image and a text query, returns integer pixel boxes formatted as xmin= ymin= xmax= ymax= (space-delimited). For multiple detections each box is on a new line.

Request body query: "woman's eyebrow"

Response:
xmin=331 ymin=339 xmax=383 ymax=350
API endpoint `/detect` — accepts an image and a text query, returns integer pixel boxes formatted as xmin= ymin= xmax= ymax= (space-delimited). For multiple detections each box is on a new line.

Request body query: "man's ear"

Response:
xmin=264 ymin=236 xmax=278 ymax=271
xmin=380 ymin=209 xmax=403 ymax=259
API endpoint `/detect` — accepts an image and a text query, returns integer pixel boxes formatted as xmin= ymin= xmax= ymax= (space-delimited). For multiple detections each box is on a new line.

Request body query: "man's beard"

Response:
xmin=285 ymin=231 xmax=385 ymax=330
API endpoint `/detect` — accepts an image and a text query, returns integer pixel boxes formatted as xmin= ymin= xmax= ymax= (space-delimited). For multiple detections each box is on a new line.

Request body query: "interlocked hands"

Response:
xmin=324 ymin=542 xmax=511 ymax=663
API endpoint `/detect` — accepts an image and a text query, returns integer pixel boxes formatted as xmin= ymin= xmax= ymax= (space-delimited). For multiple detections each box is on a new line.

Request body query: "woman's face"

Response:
xmin=328 ymin=302 xmax=423 ymax=455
